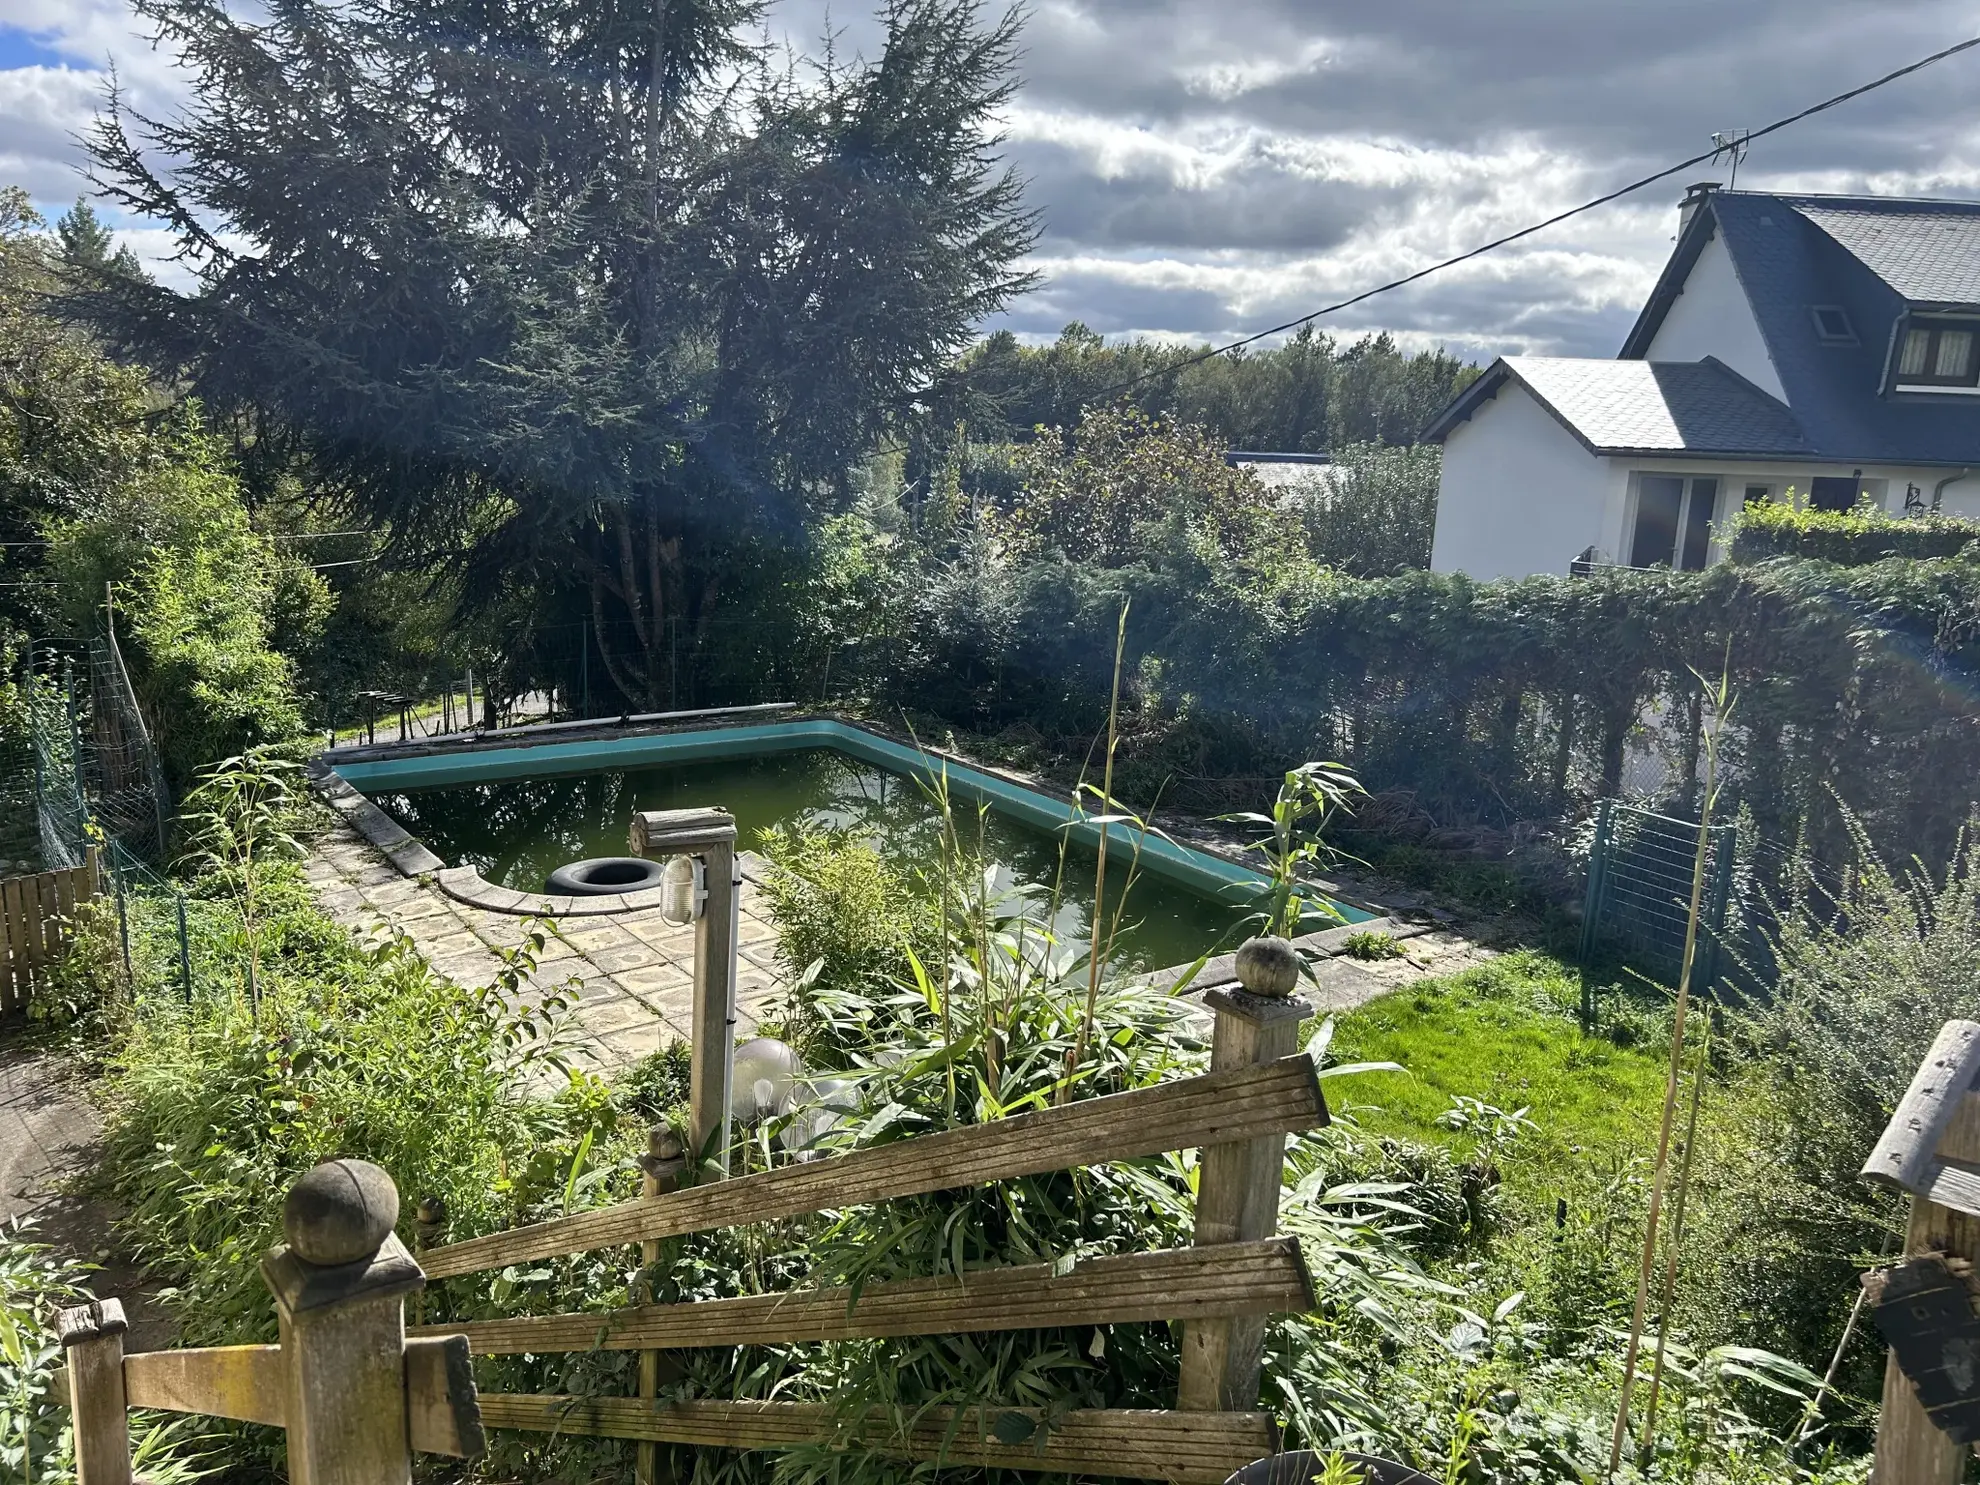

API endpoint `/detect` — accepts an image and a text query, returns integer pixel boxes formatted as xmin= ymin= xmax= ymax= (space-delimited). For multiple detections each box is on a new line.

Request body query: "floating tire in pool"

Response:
xmin=546 ymin=856 xmax=668 ymax=896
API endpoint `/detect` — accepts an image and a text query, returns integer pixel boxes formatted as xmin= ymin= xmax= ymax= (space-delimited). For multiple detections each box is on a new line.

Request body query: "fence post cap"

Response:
xmin=1233 ymin=936 xmax=1300 ymax=998
xmin=1203 ymin=984 xmax=1313 ymax=1027
xmin=56 ymin=1298 xmax=128 ymax=1347
xmin=285 ymin=1158 xmax=400 ymax=1265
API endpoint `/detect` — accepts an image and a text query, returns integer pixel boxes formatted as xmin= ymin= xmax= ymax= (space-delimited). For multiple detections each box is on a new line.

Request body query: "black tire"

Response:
xmin=546 ymin=856 xmax=667 ymax=896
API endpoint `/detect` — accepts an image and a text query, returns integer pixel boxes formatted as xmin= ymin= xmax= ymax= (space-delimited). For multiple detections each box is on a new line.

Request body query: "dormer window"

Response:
xmin=1811 ymin=305 xmax=1856 ymax=344
xmin=1895 ymin=316 xmax=1980 ymax=389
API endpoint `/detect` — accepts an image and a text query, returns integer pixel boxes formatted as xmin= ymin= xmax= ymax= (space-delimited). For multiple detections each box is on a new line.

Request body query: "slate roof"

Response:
xmin=1423 ymin=355 xmax=1808 ymax=456
xmin=1793 ymin=202 xmax=1980 ymax=307
xmin=1615 ymin=189 xmax=1980 ymax=467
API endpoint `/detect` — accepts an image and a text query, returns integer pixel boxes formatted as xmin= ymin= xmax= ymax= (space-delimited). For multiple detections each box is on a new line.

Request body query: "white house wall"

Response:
xmin=1638 ymin=230 xmax=1786 ymax=401
xmin=1431 ymin=381 xmax=1606 ymax=579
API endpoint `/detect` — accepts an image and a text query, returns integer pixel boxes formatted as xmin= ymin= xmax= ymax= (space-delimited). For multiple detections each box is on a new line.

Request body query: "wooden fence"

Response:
xmin=1 ymin=849 xmax=100 ymax=1013
xmin=55 ymin=979 xmax=1327 ymax=1485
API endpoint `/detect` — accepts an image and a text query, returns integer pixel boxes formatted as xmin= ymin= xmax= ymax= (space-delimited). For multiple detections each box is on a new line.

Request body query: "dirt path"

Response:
xmin=0 ymin=1035 xmax=175 ymax=1350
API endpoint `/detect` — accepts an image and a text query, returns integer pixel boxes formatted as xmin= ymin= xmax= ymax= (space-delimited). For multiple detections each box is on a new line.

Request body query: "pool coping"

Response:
xmin=308 ymin=708 xmax=1384 ymax=925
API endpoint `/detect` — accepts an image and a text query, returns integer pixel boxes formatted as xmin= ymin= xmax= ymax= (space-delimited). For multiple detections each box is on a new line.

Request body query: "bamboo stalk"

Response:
xmin=1606 ymin=665 xmax=1732 ymax=1479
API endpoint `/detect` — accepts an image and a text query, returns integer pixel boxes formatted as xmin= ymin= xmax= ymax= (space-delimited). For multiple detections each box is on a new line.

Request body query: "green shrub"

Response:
xmin=758 ymin=823 xmax=932 ymax=1012
xmin=1726 ymin=497 xmax=1980 ymax=565
xmin=1678 ymin=816 xmax=1980 ymax=1415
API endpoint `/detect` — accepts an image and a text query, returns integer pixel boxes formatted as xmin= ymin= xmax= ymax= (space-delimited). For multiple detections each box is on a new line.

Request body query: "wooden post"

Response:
xmin=630 ymin=808 xmax=739 ymax=1177
xmin=58 ymin=1298 xmax=131 ymax=1485
xmin=1864 ymin=1020 xmax=1980 ymax=1485
xmin=261 ymin=1158 xmax=426 ymax=1485
xmin=636 ymin=1126 xmax=687 ymax=1485
xmin=1177 ymin=937 xmax=1312 ymax=1413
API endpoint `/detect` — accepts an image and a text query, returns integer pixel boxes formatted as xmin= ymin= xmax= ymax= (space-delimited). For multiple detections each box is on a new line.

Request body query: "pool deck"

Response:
xmin=302 ymin=816 xmax=787 ymax=1072
xmin=301 ymin=808 xmax=1494 ymax=1081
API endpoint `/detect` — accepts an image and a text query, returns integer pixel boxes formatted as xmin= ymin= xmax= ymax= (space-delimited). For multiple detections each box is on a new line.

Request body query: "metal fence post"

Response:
xmin=1177 ymin=940 xmax=1312 ymax=1412
xmin=1578 ymin=797 xmax=1614 ymax=1026
xmin=580 ymin=624 xmax=591 ymax=717
xmin=176 ymin=892 xmax=194 ymax=1000
xmin=111 ymin=851 xmax=133 ymax=988
xmin=262 ymin=1159 xmax=425 ymax=1485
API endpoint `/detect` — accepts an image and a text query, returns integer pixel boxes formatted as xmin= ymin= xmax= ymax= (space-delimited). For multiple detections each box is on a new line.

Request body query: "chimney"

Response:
xmin=1678 ymin=181 xmax=1721 ymax=236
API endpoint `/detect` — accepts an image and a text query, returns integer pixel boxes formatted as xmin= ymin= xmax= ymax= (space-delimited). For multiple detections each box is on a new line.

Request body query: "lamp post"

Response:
xmin=630 ymin=807 xmax=741 ymax=1177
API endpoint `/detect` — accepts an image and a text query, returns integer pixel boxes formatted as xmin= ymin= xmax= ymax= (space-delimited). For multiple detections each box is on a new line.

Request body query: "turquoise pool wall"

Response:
xmin=330 ymin=719 xmax=1372 ymax=920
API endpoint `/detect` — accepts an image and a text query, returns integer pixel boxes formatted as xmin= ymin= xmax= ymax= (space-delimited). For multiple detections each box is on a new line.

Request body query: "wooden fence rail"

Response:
xmin=476 ymin=1396 xmax=1279 ymax=1485
xmin=421 ymin=1052 xmax=1326 ymax=1279
xmin=0 ymin=850 xmax=100 ymax=1013
xmin=56 ymin=933 xmax=1328 ymax=1485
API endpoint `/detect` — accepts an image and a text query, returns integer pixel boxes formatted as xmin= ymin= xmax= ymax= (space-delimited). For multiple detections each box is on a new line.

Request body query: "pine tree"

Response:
xmin=55 ymin=199 xmax=146 ymax=280
xmin=73 ymin=0 xmax=1036 ymax=704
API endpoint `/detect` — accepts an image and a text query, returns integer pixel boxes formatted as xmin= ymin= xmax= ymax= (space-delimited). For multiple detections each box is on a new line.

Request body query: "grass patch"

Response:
xmin=1324 ymin=950 xmax=1667 ymax=1191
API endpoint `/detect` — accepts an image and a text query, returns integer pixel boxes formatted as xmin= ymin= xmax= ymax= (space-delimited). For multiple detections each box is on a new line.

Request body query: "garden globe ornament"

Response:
xmin=1233 ymin=935 xmax=1301 ymax=998
xmin=730 ymin=1037 xmax=803 ymax=1122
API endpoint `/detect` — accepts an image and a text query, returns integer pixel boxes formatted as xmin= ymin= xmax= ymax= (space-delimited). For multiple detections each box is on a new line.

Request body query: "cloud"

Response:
xmin=4 ymin=0 xmax=1980 ymax=356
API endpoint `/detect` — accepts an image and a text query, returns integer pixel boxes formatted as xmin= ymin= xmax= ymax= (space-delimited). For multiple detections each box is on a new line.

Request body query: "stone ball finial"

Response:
xmin=1234 ymin=935 xmax=1301 ymax=998
xmin=283 ymin=1159 xmax=400 ymax=1267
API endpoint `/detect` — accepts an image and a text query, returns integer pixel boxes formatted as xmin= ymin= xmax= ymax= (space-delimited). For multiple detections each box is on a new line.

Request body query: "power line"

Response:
xmin=1085 ymin=31 xmax=1980 ymax=402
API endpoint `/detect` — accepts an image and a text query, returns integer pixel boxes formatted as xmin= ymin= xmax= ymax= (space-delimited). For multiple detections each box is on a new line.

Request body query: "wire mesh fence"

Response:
xmin=23 ymin=637 xmax=172 ymax=867
xmin=1578 ymin=798 xmax=1737 ymax=998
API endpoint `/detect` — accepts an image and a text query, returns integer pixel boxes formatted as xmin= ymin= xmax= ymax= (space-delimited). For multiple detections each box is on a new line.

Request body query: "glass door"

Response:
xmin=1630 ymin=475 xmax=1720 ymax=570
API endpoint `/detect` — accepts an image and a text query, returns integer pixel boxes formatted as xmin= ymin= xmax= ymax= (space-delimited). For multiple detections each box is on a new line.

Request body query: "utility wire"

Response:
xmin=1084 ymin=31 xmax=1980 ymax=402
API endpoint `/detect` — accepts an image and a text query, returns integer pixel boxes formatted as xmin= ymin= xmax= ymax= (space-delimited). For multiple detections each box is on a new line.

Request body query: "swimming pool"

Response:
xmin=330 ymin=717 xmax=1370 ymax=970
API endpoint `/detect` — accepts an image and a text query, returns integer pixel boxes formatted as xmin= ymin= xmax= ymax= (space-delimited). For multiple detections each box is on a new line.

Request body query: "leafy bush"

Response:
xmin=1727 ymin=498 xmax=1980 ymax=565
xmin=757 ymin=823 xmax=933 ymax=1033
xmin=1292 ymin=441 xmax=1441 ymax=578
xmin=1344 ymin=930 xmax=1406 ymax=961
xmin=1678 ymin=817 xmax=1980 ymax=1415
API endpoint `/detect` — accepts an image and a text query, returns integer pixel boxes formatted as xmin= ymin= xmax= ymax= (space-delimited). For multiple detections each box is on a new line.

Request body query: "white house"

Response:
xmin=1426 ymin=185 xmax=1980 ymax=579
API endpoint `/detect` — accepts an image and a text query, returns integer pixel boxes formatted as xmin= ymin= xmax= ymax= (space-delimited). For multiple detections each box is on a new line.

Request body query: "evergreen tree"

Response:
xmin=73 ymin=0 xmax=1036 ymax=706
xmin=55 ymin=199 xmax=146 ymax=280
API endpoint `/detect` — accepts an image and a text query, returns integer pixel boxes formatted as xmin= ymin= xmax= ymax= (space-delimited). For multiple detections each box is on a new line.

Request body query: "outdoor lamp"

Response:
xmin=659 ymin=854 xmax=704 ymax=926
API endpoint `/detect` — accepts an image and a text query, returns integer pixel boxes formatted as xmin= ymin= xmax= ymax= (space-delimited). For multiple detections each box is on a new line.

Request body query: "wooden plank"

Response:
xmin=418 ymin=1238 xmax=1311 ymax=1356
xmin=81 ymin=1339 xmax=480 ymax=1458
xmin=1863 ymin=1020 xmax=1980 ymax=1197
xmin=54 ymin=863 xmax=77 ymax=938
xmin=1872 ymin=1088 xmax=1980 ymax=1484
xmin=124 ymin=1345 xmax=285 ymax=1426
xmin=406 ymin=1334 xmax=486 ymax=1459
xmin=2 ymin=876 xmax=25 ymax=1009
xmin=475 ymin=1396 xmax=1277 ymax=1484
xmin=37 ymin=871 xmax=60 ymax=964
xmin=0 ymin=878 xmax=15 ymax=1011
xmin=425 ymin=1056 xmax=1326 ymax=1279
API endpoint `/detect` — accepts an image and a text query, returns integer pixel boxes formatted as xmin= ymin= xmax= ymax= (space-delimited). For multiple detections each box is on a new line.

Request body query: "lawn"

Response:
xmin=1322 ymin=951 xmax=1669 ymax=1190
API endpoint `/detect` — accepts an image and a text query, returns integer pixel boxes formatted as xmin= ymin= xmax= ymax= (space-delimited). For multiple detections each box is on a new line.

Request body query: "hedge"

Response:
xmin=888 ymin=552 xmax=1980 ymax=877
xmin=1727 ymin=500 xmax=1980 ymax=565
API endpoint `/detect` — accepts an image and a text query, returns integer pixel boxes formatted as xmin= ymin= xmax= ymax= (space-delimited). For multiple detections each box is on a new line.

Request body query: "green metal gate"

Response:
xmin=1578 ymin=798 xmax=1737 ymax=991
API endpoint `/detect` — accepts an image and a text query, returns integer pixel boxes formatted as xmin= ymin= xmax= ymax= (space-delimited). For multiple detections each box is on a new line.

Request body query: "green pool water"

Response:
xmin=371 ymin=748 xmax=1256 ymax=972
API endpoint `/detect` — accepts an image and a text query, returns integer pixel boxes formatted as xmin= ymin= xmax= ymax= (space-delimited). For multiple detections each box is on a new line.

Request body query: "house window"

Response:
xmin=1895 ymin=317 xmax=1980 ymax=388
xmin=1743 ymin=484 xmax=1774 ymax=507
xmin=1810 ymin=476 xmax=1859 ymax=512
xmin=1811 ymin=306 xmax=1856 ymax=344
xmin=1630 ymin=475 xmax=1720 ymax=570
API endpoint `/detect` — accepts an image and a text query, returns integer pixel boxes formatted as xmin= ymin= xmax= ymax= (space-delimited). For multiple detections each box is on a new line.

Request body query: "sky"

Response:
xmin=4 ymin=0 xmax=1980 ymax=361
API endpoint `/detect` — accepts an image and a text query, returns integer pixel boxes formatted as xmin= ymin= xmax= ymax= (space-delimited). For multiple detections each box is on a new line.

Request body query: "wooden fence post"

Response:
xmin=261 ymin=1159 xmax=426 ymax=1485
xmin=1862 ymin=1020 xmax=1980 ymax=1485
xmin=1177 ymin=939 xmax=1312 ymax=1413
xmin=58 ymin=1298 xmax=131 ymax=1485
xmin=636 ymin=1125 xmax=687 ymax=1485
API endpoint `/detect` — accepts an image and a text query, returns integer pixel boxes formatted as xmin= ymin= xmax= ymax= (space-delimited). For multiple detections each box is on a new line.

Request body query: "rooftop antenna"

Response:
xmin=1711 ymin=130 xmax=1751 ymax=187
